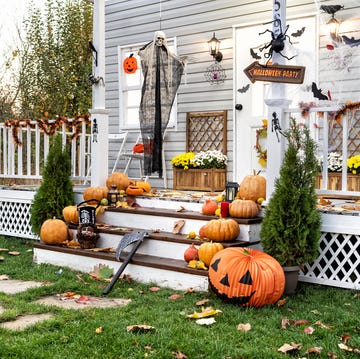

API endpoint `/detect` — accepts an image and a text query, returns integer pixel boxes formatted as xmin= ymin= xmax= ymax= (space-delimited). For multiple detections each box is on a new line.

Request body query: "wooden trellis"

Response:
xmin=186 ymin=111 xmax=227 ymax=154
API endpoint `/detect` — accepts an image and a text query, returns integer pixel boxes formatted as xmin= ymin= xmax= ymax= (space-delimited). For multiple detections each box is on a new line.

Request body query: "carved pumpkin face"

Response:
xmin=123 ymin=54 xmax=138 ymax=74
xmin=208 ymin=247 xmax=285 ymax=307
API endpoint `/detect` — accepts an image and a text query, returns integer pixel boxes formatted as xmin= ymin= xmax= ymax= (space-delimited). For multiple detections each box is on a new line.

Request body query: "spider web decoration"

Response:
xmin=204 ymin=62 xmax=226 ymax=85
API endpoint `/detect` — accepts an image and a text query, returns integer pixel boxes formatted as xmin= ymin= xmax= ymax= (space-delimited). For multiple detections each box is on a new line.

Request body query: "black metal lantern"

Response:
xmin=208 ymin=32 xmax=223 ymax=62
xmin=225 ymin=181 xmax=239 ymax=202
xmin=320 ymin=5 xmax=344 ymax=42
xmin=107 ymin=184 xmax=119 ymax=206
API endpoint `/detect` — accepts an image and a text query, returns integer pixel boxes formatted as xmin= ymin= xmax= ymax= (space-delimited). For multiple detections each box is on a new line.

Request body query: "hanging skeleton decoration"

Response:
xmin=138 ymin=31 xmax=185 ymax=178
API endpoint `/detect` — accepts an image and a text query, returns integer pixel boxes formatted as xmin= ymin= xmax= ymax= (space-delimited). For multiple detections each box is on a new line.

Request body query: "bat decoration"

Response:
xmin=250 ymin=48 xmax=261 ymax=60
xmin=291 ymin=27 xmax=305 ymax=38
xmin=311 ymin=82 xmax=328 ymax=101
xmin=342 ymin=35 xmax=360 ymax=48
xmin=237 ymin=84 xmax=250 ymax=93
xmin=320 ymin=5 xmax=344 ymax=15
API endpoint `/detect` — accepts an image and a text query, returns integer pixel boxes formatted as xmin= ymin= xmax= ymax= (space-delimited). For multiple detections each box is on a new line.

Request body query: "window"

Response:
xmin=118 ymin=38 xmax=178 ymax=130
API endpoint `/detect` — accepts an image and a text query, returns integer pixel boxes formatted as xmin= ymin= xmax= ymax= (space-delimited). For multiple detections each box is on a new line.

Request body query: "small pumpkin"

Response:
xmin=208 ymin=247 xmax=285 ymax=307
xmin=123 ymin=53 xmax=138 ymax=74
xmin=238 ymin=170 xmax=266 ymax=202
xmin=40 ymin=217 xmax=71 ymax=245
xmin=106 ymin=172 xmax=130 ymax=190
xmin=133 ymin=143 xmax=144 ymax=153
xmin=126 ymin=185 xmax=144 ymax=196
xmin=202 ymin=218 xmax=240 ymax=242
xmin=184 ymin=244 xmax=199 ymax=263
xmin=201 ymin=199 xmax=218 ymax=215
xmin=198 ymin=241 xmax=224 ymax=266
xmin=62 ymin=205 xmax=79 ymax=224
xmin=83 ymin=186 xmax=109 ymax=205
xmin=136 ymin=181 xmax=151 ymax=193
xmin=229 ymin=199 xmax=260 ymax=218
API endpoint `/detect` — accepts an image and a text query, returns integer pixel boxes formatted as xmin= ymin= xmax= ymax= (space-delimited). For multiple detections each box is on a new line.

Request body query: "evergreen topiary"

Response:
xmin=30 ymin=135 xmax=75 ymax=235
xmin=260 ymin=118 xmax=321 ymax=267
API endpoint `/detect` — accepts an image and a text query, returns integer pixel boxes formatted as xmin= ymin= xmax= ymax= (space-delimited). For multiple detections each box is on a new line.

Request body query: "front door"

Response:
xmin=234 ymin=15 xmax=317 ymax=182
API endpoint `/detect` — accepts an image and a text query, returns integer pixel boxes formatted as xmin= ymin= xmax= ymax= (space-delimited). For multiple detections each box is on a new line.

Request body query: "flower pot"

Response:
xmin=315 ymin=173 xmax=360 ymax=191
xmin=282 ymin=265 xmax=300 ymax=295
xmin=173 ymin=168 xmax=226 ymax=192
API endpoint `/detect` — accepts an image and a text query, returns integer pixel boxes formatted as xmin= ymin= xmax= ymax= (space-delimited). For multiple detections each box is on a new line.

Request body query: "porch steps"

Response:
xmin=33 ymin=201 xmax=262 ymax=291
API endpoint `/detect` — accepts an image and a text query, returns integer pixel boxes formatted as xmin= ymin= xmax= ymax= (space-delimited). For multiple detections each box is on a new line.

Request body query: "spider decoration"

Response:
xmin=204 ymin=61 xmax=226 ymax=85
xmin=258 ymin=20 xmax=295 ymax=66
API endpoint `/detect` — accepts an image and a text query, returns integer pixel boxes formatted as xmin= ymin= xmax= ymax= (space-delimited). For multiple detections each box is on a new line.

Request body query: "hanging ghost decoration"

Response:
xmin=138 ymin=31 xmax=185 ymax=178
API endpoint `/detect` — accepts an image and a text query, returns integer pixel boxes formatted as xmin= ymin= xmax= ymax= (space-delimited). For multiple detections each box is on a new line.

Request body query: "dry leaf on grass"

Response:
xmin=315 ymin=320 xmax=333 ymax=329
xmin=186 ymin=306 xmax=222 ymax=319
xmin=89 ymin=264 xmax=113 ymax=281
xmin=126 ymin=324 xmax=155 ymax=333
xmin=95 ymin=326 xmax=103 ymax=334
xmin=8 ymin=251 xmax=21 ymax=256
xmin=277 ymin=298 xmax=287 ymax=307
xmin=237 ymin=323 xmax=251 ymax=332
xmin=305 ymin=346 xmax=323 ymax=354
xmin=196 ymin=299 xmax=210 ymax=306
xmin=304 ymin=326 xmax=315 ymax=334
xmin=0 ymin=248 xmax=9 ymax=252
xmin=278 ymin=342 xmax=301 ymax=353
xmin=173 ymin=220 xmax=185 ymax=234
xmin=172 ymin=350 xmax=187 ymax=359
xmin=168 ymin=294 xmax=182 ymax=300
xmin=149 ymin=286 xmax=161 ymax=292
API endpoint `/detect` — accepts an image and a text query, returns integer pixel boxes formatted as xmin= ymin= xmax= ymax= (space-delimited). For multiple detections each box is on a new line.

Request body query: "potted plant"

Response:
xmin=260 ymin=118 xmax=321 ymax=294
xmin=171 ymin=150 xmax=227 ymax=191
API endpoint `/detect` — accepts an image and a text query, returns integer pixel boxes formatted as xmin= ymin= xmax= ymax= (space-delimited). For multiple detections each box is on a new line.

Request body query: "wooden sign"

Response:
xmin=244 ymin=61 xmax=305 ymax=84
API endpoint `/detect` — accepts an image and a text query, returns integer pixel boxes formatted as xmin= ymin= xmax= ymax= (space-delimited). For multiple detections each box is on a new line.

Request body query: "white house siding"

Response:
xmin=104 ymin=0 xmax=360 ymax=188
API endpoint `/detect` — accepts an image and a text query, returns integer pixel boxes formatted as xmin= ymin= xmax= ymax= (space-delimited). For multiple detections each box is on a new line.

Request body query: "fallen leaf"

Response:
xmin=8 ymin=251 xmax=21 ymax=256
xmin=237 ymin=323 xmax=251 ymax=332
xmin=315 ymin=320 xmax=333 ymax=329
xmin=186 ymin=306 xmax=222 ymax=319
xmin=305 ymin=346 xmax=323 ymax=354
xmin=0 ymin=248 xmax=9 ymax=252
xmin=327 ymin=352 xmax=338 ymax=359
xmin=175 ymin=206 xmax=185 ymax=212
xmin=196 ymin=318 xmax=216 ymax=325
xmin=310 ymin=309 xmax=322 ymax=315
xmin=0 ymin=275 xmax=10 ymax=280
xmin=293 ymin=319 xmax=309 ymax=326
xmin=0 ymin=256 xmax=4 ymax=261
xmin=277 ymin=298 xmax=287 ymax=307
xmin=75 ymin=295 xmax=90 ymax=304
xmin=304 ymin=326 xmax=315 ymax=334
xmin=168 ymin=294 xmax=182 ymax=300
xmin=184 ymin=287 xmax=196 ymax=295
xmin=278 ymin=342 xmax=301 ymax=353
xmin=149 ymin=286 xmax=161 ymax=292
xmin=341 ymin=333 xmax=351 ymax=344
xmin=95 ymin=326 xmax=103 ymax=334
xmin=89 ymin=264 xmax=113 ymax=281
xmin=173 ymin=220 xmax=185 ymax=234
xmin=126 ymin=324 xmax=155 ymax=333
xmin=281 ymin=318 xmax=290 ymax=329
xmin=172 ymin=350 xmax=187 ymax=359
xmin=196 ymin=299 xmax=210 ymax=306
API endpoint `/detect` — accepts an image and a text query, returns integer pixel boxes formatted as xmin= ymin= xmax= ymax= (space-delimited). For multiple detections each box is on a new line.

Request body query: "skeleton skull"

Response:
xmin=154 ymin=31 xmax=166 ymax=47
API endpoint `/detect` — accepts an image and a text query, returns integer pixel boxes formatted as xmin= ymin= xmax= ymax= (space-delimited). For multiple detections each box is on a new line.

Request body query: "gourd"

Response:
xmin=83 ymin=186 xmax=108 ymax=205
xmin=40 ymin=217 xmax=71 ymax=245
xmin=106 ymin=172 xmax=130 ymax=191
xmin=208 ymin=247 xmax=285 ymax=307
xmin=201 ymin=200 xmax=218 ymax=215
xmin=62 ymin=205 xmax=79 ymax=224
xmin=184 ymin=244 xmax=199 ymax=263
xmin=229 ymin=199 xmax=260 ymax=218
xmin=201 ymin=218 xmax=240 ymax=242
xmin=123 ymin=53 xmax=138 ymax=74
xmin=198 ymin=242 xmax=224 ymax=266
xmin=238 ymin=170 xmax=266 ymax=202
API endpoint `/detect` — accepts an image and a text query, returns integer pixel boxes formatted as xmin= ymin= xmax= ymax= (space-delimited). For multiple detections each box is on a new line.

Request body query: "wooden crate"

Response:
xmin=315 ymin=173 xmax=360 ymax=191
xmin=173 ymin=168 xmax=226 ymax=192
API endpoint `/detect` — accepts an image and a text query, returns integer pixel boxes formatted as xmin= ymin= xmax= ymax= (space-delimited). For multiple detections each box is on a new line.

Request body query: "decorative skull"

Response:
xmin=154 ymin=31 xmax=166 ymax=47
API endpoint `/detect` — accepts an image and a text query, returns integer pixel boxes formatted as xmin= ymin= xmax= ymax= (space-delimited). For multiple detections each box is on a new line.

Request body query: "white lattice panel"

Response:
xmin=300 ymin=230 xmax=360 ymax=290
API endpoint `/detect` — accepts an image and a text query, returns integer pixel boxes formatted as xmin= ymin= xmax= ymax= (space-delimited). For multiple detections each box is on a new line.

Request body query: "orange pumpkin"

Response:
xmin=229 ymin=199 xmax=260 ymax=218
xmin=123 ymin=53 xmax=138 ymax=74
xmin=202 ymin=218 xmax=240 ymax=242
xmin=136 ymin=181 xmax=151 ymax=193
xmin=40 ymin=217 xmax=71 ymax=245
xmin=238 ymin=170 xmax=266 ymax=202
xmin=202 ymin=200 xmax=218 ymax=215
xmin=126 ymin=185 xmax=144 ymax=196
xmin=208 ymin=247 xmax=285 ymax=307
xmin=106 ymin=172 xmax=130 ymax=190
xmin=62 ymin=205 xmax=79 ymax=224
xmin=83 ymin=186 xmax=108 ymax=205
xmin=198 ymin=241 xmax=224 ymax=266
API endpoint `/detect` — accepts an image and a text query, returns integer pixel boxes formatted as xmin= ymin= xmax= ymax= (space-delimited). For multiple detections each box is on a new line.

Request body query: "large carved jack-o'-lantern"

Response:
xmin=208 ymin=247 xmax=285 ymax=307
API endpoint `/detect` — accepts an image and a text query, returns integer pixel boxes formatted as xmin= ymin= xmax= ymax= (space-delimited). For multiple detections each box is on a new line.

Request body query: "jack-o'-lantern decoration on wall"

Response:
xmin=123 ymin=53 xmax=138 ymax=74
xmin=208 ymin=247 xmax=285 ymax=307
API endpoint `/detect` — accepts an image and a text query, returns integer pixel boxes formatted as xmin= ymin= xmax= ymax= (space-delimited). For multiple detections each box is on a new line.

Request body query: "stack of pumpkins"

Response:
xmin=40 ymin=172 xmax=152 ymax=246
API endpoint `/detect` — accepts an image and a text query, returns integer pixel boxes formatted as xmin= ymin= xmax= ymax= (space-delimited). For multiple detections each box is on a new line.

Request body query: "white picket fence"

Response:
xmin=0 ymin=117 xmax=91 ymax=182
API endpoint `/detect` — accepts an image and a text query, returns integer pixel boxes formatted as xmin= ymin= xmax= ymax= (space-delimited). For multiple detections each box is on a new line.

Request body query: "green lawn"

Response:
xmin=0 ymin=236 xmax=359 ymax=359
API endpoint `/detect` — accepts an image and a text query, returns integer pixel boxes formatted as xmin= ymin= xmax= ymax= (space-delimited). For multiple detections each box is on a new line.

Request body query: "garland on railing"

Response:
xmin=334 ymin=101 xmax=360 ymax=123
xmin=2 ymin=114 xmax=91 ymax=146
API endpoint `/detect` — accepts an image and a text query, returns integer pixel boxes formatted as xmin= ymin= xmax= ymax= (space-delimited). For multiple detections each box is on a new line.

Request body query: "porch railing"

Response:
xmin=0 ymin=117 xmax=92 ymax=182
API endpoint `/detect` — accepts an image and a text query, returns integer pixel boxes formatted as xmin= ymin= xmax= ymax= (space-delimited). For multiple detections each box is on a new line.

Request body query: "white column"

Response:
xmin=90 ymin=0 xmax=109 ymax=187
xmin=265 ymin=0 xmax=290 ymax=199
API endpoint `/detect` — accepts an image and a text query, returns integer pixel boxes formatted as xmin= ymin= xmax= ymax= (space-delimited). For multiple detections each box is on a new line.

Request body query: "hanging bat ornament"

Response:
xmin=291 ymin=27 xmax=305 ymax=38
xmin=237 ymin=84 xmax=250 ymax=93
xmin=311 ymin=82 xmax=328 ymax=100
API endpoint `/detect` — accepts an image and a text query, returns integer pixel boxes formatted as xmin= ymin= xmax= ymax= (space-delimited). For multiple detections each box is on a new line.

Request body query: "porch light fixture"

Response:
xmin=320 ymin=4 xmax=344 ymax=42
xmin=208 ymin=32 xmax=223 ymax=62
xmin=225 ymin=181 xmax=239 ymax=202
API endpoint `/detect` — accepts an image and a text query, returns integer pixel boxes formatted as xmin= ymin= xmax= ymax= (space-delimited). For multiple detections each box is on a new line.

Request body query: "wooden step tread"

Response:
xmin=105 ymin=206 xmax=262 ymax=224
xmin=70 ymin=223 xmax=258 ymax=247
xmin=34 ymin=242 xmax=208 ymax=277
